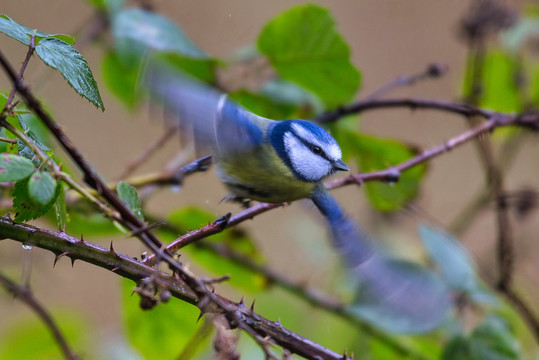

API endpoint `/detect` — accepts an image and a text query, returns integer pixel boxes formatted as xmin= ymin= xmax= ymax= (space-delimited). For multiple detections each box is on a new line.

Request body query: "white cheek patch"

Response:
xmin=327 ymin=143 xmax=342 ymax=161
xmin=284 ymin=132 xmax=332 ymax=181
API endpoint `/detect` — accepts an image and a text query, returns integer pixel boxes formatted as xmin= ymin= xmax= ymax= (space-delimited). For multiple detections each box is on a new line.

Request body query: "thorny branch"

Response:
xmin=0 ymin=45 xmax=359 ymax=360
xmin=0 ymin=271 xmax=79 ymax=360
xmin=0 ymin=30 xmax=538 ymax=356
xmin=144 ymin=112 xmax=538 ymax=261
xmin=0 ymin=217 xmax=360 ymax=360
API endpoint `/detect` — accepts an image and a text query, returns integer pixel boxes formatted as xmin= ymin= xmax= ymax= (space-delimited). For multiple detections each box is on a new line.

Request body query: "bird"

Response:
xmin=144 ymin=63 xmax=452 ymax=333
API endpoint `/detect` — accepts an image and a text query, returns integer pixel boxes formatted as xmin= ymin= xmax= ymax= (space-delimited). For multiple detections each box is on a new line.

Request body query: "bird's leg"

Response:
xmin=220 ymin=193 xmax=252 ymax=209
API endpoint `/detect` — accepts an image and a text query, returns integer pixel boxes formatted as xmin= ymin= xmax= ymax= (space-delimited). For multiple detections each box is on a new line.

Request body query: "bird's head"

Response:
xmin=270 ymin=119 xmax=349 ymax=182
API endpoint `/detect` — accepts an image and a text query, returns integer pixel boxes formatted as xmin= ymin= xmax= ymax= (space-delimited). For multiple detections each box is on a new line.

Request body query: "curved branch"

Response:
xmin=0 ymin=271 xmax=79 ymax=360
xmin=315 ymin=98 xmax=495 ymax=124
xmin=0 ymin=217 xmax=362 ymax=360
xmin=148 ymin=113 xmax=537 ymax=260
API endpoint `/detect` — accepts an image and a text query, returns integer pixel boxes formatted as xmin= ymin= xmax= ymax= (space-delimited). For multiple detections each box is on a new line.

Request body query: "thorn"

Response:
xmin=80 ymin=234 xmax=85 ymax=244
xmin=238 ymin=296 xmax=246 ymax=307
xmin=111 ymin=266 xmax=121 ymax=272
xmin=250 ymin=299 xmax=256 ymax=312
xmin=197 ymin=310 xmax=205 ymax=323
xmin=70 ymin=257 xmax=76 ymax=267
xmin=53 ymin=251 xmax=70 ymax=267
xmin=109 ymin=241 xmax=117 ymax=256
xmin=275 ymin=318 xmax=282 ymax=327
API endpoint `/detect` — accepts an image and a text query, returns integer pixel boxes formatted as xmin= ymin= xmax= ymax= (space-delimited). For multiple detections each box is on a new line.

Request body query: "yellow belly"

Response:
xmin=215 ymin=147 xmax=315 ymax=203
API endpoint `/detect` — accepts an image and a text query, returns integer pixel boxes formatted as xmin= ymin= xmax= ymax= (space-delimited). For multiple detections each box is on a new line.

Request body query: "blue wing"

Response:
xmin=311 ymin=184 xmax=452 ymax=333
xmin=145 ymin=64 xmax=268 ymax=160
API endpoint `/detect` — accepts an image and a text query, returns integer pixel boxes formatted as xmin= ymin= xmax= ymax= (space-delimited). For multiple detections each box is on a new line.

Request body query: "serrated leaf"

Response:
xmin=35 ymin=38 xmax=104 ymax=110
xmin=117 ymin=181 xmax=144 ymax=220
xmin=258 ymin=4 xmax=360 ymax=107
xmin=112 ymin=8 xmax=207 ymax=61
xmin=0 ymin=15 xmax=75 ymax=46
xmin=420 ymin=225 xmax=477 ymax=292
xmin=28 ymin=171 xmax=56 ymax=205
xmin=0 ymin=153 xmax=35 ymax=181
xmin=12 ymin=177 xmax=60 ymax=222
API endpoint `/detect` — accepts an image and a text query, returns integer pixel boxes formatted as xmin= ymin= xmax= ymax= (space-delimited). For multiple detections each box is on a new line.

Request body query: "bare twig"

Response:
xmin=116 ymin=126 xmax=177 ymax=180
xmin=147 ymin=113 xmax=538 ymax=260
xmin=0 ymin=136 xmax=17 ymax=144
xmin=365 ymin=63 xmax=448 ymax=101
xmin=0 ymin=271 xmax=79 ymax=360
xmin=2 ymin=35 xmax=36 ymax=113
xmin=315 ymin=97 xmax=494 ymax=124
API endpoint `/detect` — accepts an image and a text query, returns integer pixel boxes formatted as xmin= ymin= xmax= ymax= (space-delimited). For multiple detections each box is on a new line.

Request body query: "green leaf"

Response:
xmin=117 ymin=181 xmax=144 ymax=220
xmin=420 ymin=225 xmax=477 ymax=292
xmin=12 ymin=176 xmax=60 ymax=222
xmin=102 ymin=51 xmax=142 ymax=109
xmin=258 ymin=4 xmax=360 ymax=108
xmin=112 ymin=8 xmax=207 ymax=61
xmin=0 ymin=15 xmax=75 ymax=46
xmin=18 ymin=113 xmax=52 ymax=150
xmin=472 ymin=50 xmax=521 ymax=112
xmin=230 ymin=90 xmax=297 ymax=120
xmin=0 ymin=153 xmax=35 ymax=181
xmin=65 ymin=212 xmax=117 ymax=236
xmin=349 ymin=259 xmax=451 ymax=334
xmin=28 ymin=171 xmax=56 ymax=205
xmin=442 ymin=316 xmax=521 ymax=360
xmin=151 ymin=51 xmax=216 ymax=85
xmin=442 ymin=336 xmax=473 ymax=360
xmin=35 ymin=38 xmax=104 ymax=110
xmin=122 ymin=278 xmax=208 ymax=360
xmin=260 ymin=78 xmax=324 ymax=115
xmin=16 ymin=113 xmax=55 ymax=166
xmin=339 ymin=129 xmax=426 ymax=212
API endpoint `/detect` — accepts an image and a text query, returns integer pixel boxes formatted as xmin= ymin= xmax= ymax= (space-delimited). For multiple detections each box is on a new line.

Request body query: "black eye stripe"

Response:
xmin=291 ymin=132 xmax=331 ymax=160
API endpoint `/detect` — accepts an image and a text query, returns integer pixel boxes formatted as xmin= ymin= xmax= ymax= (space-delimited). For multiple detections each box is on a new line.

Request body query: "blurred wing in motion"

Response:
xmin=311 ymin=184 xmax=452 ymax=333
xmin=145 ymin=64 xmax=269 ymax=160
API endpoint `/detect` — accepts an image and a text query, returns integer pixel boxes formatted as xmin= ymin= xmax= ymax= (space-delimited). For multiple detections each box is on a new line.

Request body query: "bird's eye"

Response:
xmin=310 ymin=145 xmax=322 ymax=155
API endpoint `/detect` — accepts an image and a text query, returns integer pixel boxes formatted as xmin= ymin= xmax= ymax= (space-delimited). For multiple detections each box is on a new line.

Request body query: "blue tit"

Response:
xmin=146 ymin=65 xmax=452 ymax=333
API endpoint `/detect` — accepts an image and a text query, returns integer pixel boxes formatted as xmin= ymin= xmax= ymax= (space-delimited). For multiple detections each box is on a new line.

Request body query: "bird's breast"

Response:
xmin=214 ymin=146 xmax=316 ymax=203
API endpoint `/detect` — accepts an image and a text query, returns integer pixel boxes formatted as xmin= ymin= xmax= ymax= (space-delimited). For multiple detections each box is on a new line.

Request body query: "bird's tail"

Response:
xmin=311 ymin=184 xmax=452 ymax=333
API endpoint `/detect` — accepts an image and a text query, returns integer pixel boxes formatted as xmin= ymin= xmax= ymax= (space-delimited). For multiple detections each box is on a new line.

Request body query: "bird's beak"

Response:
xmin=332 ymin=159 xmax=350 ymax=172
